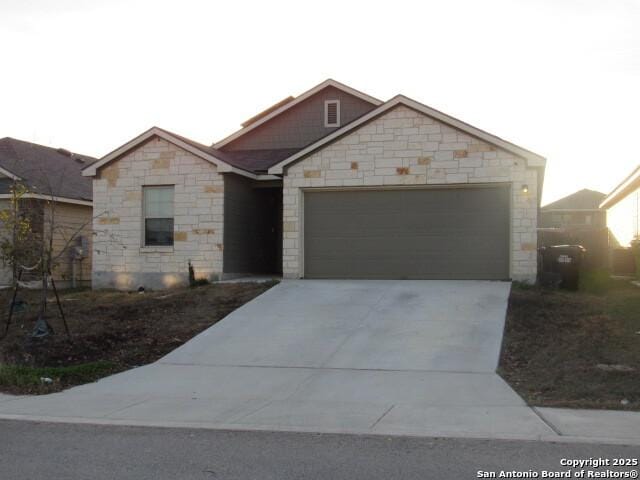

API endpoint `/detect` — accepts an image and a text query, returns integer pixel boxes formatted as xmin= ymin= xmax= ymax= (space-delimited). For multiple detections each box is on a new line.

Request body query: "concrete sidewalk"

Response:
xmin=1 ymin=389 xmax=640 ymax=445
xmin=533 ymin=408 xmax=640 ymax=444
xmin=0 ymin=280 xmax=639 ymax=445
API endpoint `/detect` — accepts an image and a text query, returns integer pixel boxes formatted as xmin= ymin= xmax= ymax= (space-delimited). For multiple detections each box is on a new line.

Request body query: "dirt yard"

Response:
xmin=499 ymin=273 xmax=640 ymax=411
xmin=0 ymin=281 xmax=277 ymax=394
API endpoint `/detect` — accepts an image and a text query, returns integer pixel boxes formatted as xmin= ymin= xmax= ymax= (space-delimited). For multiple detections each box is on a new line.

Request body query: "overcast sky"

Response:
xmin=1 ymin=0 xmax=638 ymax=204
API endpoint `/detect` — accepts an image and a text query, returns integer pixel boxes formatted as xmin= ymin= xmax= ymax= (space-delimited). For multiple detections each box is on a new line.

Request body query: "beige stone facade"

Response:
xmin=281 ymin=105 xmax=539 ymax=282
xmin=92 ymin=137 xmax=224 ymax=289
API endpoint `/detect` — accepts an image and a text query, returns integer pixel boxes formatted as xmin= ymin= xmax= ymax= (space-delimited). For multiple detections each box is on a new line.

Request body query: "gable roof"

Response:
xmin=0 ymin=137 xmax=94 ymax=202
xmin=82 ymin=127 xmax=277 ymax=180
xmin=213 ymin=79 xmax=383 ymax=149
xmin=268 ymin=95 xmax=546 ymax=175
xmin=542 ymin=189 xmax=606 ymax=211
xmin=600 ymin=165 xmax=640 ymax=210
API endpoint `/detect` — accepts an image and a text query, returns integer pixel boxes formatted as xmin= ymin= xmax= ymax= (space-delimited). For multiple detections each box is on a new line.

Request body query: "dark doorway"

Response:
xmin=252 ymin=186 xmax=282 ymax=274
xmin=223 ymin=176 xmax=282 ymax=276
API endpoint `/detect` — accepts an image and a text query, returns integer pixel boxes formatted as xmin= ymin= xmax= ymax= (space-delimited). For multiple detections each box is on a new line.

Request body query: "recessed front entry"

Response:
xmin=303 ymin=185 xmax=510 ymax=279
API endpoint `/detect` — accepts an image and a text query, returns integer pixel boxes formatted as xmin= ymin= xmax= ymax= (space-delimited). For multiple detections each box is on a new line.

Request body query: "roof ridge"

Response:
xmin=0 ymin=137 xmax=93 ymax=201
xmin=0 ymin=136 xmax=96 ymax=161
xmin=542 ymin=188 xmax=606 ymax=210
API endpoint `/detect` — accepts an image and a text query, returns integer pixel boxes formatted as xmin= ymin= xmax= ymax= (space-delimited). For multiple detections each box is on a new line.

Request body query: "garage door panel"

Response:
xmin=304 ymin=186 xmax=510 ymax=280
xmin=313 ymin=215 xmax=499 ymax=238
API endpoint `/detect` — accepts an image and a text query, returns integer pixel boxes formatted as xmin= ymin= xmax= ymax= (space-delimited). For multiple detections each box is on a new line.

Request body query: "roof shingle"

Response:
xmin=0 ymin=137 xmax=95 ymax=201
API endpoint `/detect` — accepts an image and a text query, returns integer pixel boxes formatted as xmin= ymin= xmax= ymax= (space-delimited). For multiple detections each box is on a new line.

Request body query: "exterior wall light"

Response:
xmin=522 ymin=184 xmax=529 ymax=193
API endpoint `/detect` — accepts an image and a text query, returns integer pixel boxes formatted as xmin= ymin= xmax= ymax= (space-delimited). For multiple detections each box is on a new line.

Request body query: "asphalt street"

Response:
xmin=0 ymin=420 xmax=638 ymax=480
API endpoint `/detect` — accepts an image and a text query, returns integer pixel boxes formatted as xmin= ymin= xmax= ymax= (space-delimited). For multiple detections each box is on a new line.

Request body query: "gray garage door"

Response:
xmin=304 ymin=186 xmax=510 ymax=279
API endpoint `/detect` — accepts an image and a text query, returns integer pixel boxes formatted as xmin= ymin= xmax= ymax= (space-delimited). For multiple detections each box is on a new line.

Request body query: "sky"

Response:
xmin=0 ymin=0 xmax=638 ymax=205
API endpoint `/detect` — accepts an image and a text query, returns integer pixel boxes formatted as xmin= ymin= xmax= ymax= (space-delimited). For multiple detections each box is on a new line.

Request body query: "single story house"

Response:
xmin=83 ymin=79 xmax=546 ymax=289
xmin=0 ymin=137 xmax=94 ymax=287
xmin=600 ymin=165 xmax=640 ymax=248
xmin=538 ymin=189 xmax=608 ymax=268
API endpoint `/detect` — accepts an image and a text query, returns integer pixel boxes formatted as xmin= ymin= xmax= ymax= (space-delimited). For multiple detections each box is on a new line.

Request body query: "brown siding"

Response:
xmin=224 ymin=86 xmax=376 ymax=151
xmin=0 ymin=199 xmax=91 ymax=286
xmin=539 ymin=210 xmax=606 ymax=229
xmin=44 ymin=202 xmax=93 ymax=287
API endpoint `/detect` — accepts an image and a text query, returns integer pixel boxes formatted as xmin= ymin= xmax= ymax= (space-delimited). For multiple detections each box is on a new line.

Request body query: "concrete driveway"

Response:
xmin=0 ymin=280 xmax=555 ymax=439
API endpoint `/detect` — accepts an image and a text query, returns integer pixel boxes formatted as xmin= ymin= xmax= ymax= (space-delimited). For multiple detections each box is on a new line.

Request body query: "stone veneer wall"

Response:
xmin=282 ymin=105 xmax=539 ymax=282
xmin=92 ymin=137 xmax=224 ymax=289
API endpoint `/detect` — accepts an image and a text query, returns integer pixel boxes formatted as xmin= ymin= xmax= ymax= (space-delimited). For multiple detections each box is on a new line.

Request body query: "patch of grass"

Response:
xmin=579 ymin=269 xmax=616 ymax=294
xmin=511 ymin=280 xmax=540 ymax=291
xmin=0 ymin=362 xmax=119 ymax=394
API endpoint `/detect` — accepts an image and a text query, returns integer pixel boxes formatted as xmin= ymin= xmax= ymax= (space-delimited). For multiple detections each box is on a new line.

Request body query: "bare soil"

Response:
xmin=499 ymin=274 xmax=640 ymax=411
xmin=0 ymin=281 xmax=277 ymax=394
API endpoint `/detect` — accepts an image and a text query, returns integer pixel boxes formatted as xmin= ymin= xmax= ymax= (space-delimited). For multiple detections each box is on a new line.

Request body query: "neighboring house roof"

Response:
xmin=82 ymin=127 xmax=279 ymax=180
xmin=0 ymin=137 xmax=94 ymax=203
xmin=542 ymin=189 xmax=606 ymax=212
xmin=268 ymin=95 xmax=547 ymax=175
xmin=213 ymin=79 xmax=383 ymax=149
xmin=600 ymin=165 xmax=640 ymax=210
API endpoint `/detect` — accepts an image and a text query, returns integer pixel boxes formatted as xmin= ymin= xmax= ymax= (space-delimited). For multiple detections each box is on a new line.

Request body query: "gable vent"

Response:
xmin=324 ymin=100 xmax=340 ymax=127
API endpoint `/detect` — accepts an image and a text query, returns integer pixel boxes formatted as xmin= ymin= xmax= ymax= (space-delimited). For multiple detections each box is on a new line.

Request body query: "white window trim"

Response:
xmin=324 ymin=100 xmax=341 ymax=127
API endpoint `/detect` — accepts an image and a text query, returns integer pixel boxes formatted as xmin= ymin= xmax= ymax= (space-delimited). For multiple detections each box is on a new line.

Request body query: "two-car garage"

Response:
xmin=271 ymin=97 xmax=543 ymax=283
xmin=303 ymin=185 xmax=511 ymax=280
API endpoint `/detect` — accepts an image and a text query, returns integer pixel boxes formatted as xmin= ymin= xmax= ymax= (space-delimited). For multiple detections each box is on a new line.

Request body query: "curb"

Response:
xmin=1 ymin=413 xmax=640 ymax=447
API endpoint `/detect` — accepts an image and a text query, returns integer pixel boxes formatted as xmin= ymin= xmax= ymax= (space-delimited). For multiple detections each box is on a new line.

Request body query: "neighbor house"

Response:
xmin=540 ymin=189 xmax=606 ymax=229
xmin=0 ymin=137 xmax=94 ymax=287
xmin=538 ymin=189 xmax=608 ymax=268
xmin=82 ymin=79 xmax=545 ymax=289
xmin=600 ymin=166 xmax=640 ymax=248
xmin=600 ymin=166 xmax=640 ymax=274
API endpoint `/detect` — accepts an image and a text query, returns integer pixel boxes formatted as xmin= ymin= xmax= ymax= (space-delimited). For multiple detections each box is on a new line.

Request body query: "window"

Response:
xmin=143 ymin=186 xmax=174 ymax=246
xmin=324 ymin=100 xmax=340 ymax=127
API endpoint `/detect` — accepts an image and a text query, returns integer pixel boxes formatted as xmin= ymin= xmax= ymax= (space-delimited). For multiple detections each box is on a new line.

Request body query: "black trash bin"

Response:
xmin=538 ymin=245 xmax=586 ymax=290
